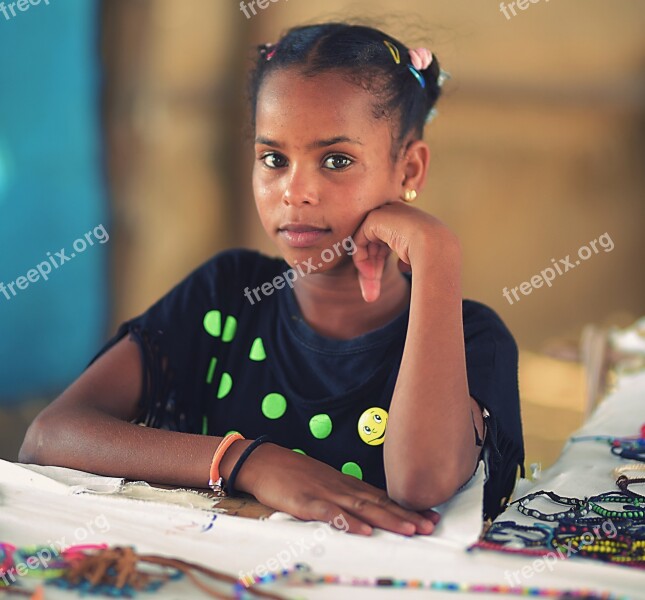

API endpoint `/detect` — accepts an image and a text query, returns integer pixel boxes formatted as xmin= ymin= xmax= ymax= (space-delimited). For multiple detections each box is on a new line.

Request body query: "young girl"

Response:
xmin=20 ymin=22 xmax=524 ymax=536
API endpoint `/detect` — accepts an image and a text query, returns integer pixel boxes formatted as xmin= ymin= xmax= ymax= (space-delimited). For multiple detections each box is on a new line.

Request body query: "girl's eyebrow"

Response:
xmin=254 ymin=136 xmax=363 ymax=149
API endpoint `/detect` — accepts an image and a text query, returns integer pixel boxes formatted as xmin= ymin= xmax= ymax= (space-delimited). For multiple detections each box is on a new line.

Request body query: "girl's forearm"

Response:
xmin=384 ymin=243 xmax=479 ymax=509
xmin=19 ymin=407 xmax=259 ymax=492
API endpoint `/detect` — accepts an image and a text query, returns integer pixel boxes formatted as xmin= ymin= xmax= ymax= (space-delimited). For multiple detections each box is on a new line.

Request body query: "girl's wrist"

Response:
xmin=218 ymin=439 xmax=252 ymax=484
xmin=217 ymin=439 xmax=276 ymax=496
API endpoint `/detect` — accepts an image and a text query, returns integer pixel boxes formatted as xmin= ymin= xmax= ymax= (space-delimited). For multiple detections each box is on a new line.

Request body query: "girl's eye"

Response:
xmin=259 ymin=153 xmax=351 ymax=170
xmin=260 ymin=153 xmax=287 ymax=168
xmin=323 ymin=154 xmax=352 ymax=170
xmin=373 ymin=414 xmax=382 ymax=423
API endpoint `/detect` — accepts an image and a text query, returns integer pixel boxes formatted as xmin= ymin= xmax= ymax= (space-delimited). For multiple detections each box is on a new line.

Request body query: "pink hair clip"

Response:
xmin=260 ymin=43 xmax=276 ymax=61
xmin=408 ymin=48 xmax=433 ymax=71
xmin=265 ymin=43 xmax=277 ymax=61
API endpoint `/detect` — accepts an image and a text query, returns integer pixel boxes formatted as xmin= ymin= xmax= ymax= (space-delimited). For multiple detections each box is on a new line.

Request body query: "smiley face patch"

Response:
xmin=357 ymin=407 xmax=388 ymax=445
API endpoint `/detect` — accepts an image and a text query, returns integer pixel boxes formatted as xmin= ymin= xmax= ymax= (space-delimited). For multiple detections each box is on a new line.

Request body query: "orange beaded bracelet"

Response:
xmin=209 ymin=433 xmax=245 ymax=496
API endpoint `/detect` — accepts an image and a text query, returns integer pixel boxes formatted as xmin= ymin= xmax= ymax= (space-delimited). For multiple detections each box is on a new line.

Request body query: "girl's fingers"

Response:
xmin=342 ymin=479 xmax=439 ymax=534
xmin=300 ymin=499 xmax=373 ymax=536
xmin=354 ymin=241 xmax=389 ymax=302
xmin=335 ymin=493 xmax=434 ymax=536
xmin=367 ymin=493 xmax=437 ymax=534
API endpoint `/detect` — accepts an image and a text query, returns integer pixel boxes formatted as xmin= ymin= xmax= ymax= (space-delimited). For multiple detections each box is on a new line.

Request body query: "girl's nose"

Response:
xmin=282 ymin=168 xmax=319 ymax=206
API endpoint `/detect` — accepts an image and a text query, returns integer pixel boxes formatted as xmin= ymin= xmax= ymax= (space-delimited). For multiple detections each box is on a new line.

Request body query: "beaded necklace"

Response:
xmin=1 ymin=542 xmax=635 ymax=599
xmin=242 ymin=562 xmax=632 ymax=599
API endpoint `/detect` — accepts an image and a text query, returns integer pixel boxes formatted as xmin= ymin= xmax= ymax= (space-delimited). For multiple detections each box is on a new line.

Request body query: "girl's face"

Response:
xmin=253 ymin=69 xmax=405 ymax=269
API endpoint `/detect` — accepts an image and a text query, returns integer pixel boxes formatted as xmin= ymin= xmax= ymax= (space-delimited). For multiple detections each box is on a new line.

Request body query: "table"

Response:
xmin=1 ymin=328 xmax=644 ymax=599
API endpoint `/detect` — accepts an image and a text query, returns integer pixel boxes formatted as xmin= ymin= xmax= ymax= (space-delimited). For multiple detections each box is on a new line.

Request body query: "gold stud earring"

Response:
xmin=403 ymin=189 xmax=417 ymax=202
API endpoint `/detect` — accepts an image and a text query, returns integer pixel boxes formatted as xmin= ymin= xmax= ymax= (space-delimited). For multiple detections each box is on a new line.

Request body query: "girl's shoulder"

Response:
xmin=462 ymin=299 xmax=517 ymax=349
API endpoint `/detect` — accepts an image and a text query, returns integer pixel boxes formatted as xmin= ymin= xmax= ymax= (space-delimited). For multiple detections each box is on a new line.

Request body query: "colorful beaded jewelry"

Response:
xmin=616 ymin=475 xmax=645 ymax=500
xmin=484 ymin=521 xmax=553 ymax=547
xmin=588 ymin=502 xmax=645 ymax=519
xmin=251 ymin=562 xmax=631 ymax=599
xmin=511 ymin=490 xmax=590 ymax=521
xmin=587 ymin=491 xmax=645 ymax=519
xmin=0 ymin=543 xmax=290 ymax=599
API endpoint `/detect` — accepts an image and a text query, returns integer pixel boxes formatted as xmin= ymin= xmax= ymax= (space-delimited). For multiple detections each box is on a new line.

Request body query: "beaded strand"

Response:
xmin=241 ymin=562 xmax=631 ymax=599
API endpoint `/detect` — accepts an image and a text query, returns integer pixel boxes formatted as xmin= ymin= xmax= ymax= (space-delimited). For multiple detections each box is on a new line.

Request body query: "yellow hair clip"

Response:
xmin=383 ymin=40 xmax=400 ymax=64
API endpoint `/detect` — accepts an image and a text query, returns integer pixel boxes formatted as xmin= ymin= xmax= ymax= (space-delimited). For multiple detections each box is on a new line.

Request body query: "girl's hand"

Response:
xmin=236 ymin=443 xmax=440 ymax=536
xmin=351 ymin=203 xmax=460 ymax=302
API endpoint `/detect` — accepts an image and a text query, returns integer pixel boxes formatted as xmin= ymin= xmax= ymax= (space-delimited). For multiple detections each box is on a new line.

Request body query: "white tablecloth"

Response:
xmin=1 ymin=371 xmax=644 ymax=599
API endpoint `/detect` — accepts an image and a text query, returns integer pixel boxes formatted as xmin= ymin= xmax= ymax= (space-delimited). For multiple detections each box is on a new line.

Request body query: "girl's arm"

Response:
xmin=384 ymin=235 xmax=484 ymax=508
xmin=352 ymin=204 xmax=484 ymax=510
xmin=19 ymin=337 xmax=439 ymax=536
xmin=18 ymin=337 xmax=254 ymax=489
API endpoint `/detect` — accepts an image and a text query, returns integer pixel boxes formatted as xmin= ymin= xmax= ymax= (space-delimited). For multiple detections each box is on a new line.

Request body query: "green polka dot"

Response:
xmin=249 ymin=337 xmax=266 ymax=361
xmin=309 ymin=414 xmax=332 ymax=439
xmin=217 ymin=373 xmax=232 ymax=399
xmin=222 ymin=315 xmax=237 ymax=342
xmin=261 ymin=393 xmax=287 ymax=419
xmin=292 ymin=449 xmax=306 ymax=455
xmin=202 ymin=416 xmax=208 ymax=435
xmin=205 ymin=357 xmax=217 ymax=384
xmin=225 ymin=430 xmax=240 ymax=436
xmin=341 ymin=462 xmax=363 ymax=480
xmin=203 ymin=310 xmax=221 ymax=337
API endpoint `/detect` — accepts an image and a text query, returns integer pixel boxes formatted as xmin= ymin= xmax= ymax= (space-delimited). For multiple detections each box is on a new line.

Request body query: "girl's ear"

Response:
xmin=400 ymin=139 xmax=431 ymax=195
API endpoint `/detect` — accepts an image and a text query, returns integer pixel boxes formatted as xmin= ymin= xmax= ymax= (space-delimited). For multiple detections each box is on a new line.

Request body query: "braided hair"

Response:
xmin=248 ymin=23 xmax=444 ymax=161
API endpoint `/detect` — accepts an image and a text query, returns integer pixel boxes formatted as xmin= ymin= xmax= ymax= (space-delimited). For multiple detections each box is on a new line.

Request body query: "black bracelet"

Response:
xmin=226 ymin=435 xmax=273 ymax=497
xmin=484 ymin=520 xmax=552 ymax=547
xmin=616 ymin=475 xmax=645 ymax=500
xmin=510 ymin=490 xmax=590 ymax=521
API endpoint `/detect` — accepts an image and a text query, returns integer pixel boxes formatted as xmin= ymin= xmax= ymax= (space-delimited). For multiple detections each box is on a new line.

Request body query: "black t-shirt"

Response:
xmin=91 ymin=248 xmax=525 ymax=520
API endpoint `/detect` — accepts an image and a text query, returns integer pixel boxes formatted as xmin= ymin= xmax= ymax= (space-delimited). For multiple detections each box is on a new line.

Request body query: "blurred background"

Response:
xmin=1 ymin=0 xmax=643 ymax=472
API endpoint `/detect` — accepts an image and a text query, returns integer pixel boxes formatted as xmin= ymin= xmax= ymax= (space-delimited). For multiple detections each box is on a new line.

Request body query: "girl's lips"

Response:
xmin=278 ymin=228 xmax=330 ymax=248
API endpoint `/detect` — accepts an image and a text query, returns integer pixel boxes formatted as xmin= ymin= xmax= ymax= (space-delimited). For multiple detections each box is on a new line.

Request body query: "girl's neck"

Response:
xmin=291 ymin=257 xmax=411 ymax=340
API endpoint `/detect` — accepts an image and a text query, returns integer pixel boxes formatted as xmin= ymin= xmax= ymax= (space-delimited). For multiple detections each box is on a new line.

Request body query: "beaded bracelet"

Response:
xmin=588 ymin=500 xmax=645 ymax=519
xmin=587 ymin=491 xmax=645 ymax=519
xmin=555 ymin=518 xmax=642 ymax=539
xmin=616 ymin=475 xmax=645 ymax=500
xmin=469 ymin=539 xmax=553 ymax=557
xmin=511 ymin=490 xmax=590 ymax=521
xmin=484 ymin=520 xmax=553 ymax=547
xmin=611 ymin=442 xmax=645 ymax=462
xmin=226 ymin=434 xmax=272 ymax=498
xmin=590 ymin=491 xmax=643 ymax=504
